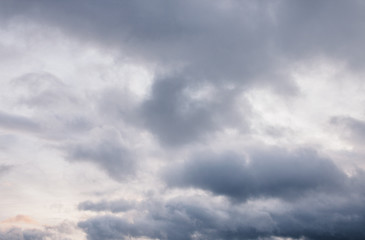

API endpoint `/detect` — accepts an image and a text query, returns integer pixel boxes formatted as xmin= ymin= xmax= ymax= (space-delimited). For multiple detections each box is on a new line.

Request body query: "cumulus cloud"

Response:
xmin=164 ymin=149 xmax=348 ymax=201
xmin=1 ymin=1 xmax=365 ymax=240
xmin=78 ymin=188 xmax=365 ymax=240
xmin=78 ymin=153 xmax=365 ymax=239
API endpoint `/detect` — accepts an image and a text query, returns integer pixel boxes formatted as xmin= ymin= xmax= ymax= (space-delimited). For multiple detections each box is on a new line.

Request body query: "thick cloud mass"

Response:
xmin=140 ymin=77 xmax=244 ymax=146
xmin=165 ymin=149 xmax=348 ymax=201
xmin=2 ymin=0 xmax=365 ymax=146
xmin=78 ymin=190 xmax=365 ymax=240
xmin=77 ymin=149 xmax=365 ymax=240
xmin=78 ymin=198 xmax=273 ymax=240
xmin=3 ymin=0 xmax=365 ymax=79
xmin=1 ymin=1 xmax=365 ymax=240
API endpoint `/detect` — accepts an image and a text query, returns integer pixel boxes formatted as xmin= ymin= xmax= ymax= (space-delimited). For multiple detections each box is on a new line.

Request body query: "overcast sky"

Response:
xmin=1 ymin=1 xmax=365 ymax=240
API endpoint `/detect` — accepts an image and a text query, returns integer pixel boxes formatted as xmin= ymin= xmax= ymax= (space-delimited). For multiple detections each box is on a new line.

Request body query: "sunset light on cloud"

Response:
xmin=1 ymin=215 xmax=38 ymax=226
xmin=1 ymin=1 xmax=365 ymax=240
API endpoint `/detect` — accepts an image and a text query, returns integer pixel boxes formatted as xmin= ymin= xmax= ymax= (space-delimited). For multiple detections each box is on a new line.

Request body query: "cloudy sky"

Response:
xmin=1 ymin=0 xmax=365 ymax=239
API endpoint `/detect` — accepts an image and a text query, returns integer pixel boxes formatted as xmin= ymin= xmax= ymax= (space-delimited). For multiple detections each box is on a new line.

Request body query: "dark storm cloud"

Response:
xmin=78 ymin=198 xmax=135 ymax=213
xmin=78 ymin=184 xmax=365 ymax=240
xmin=164 ymin=149 xmax=347 ymax=201
xmin=66 ymin=132 xmax=135 ymax=181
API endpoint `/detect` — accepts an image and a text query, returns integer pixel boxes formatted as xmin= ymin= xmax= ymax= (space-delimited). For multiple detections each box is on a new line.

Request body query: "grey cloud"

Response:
xmin=0 ymin=164 xmax=12 ymax=177
xmin=0 ymin=111 xmax=40 ymax=132
xmin=97 ymin=87 xmax=140 ymax=124
xmin=5 ymin=1 xmax=285 ymax=86
xmin=98 ymin=74 xmax=247 ymax=147
xmin=78 ymin=188 xmax=365 ymax=240
xmin=140 ymin=78 xmax=214 ymax=146
xmin=274 ymin=0 xmax=365 ymax=69
xmin=79 ymin=199 xmax=235 ymax=240
xmin=78 ymin=210 xmax=267 ymax=240
xmin=10 ymin=72 xmax=76 ymax=109
xmin=0 ymin=222 xmax=78 ymax=240
xmin=0 ymin=134 xmax=18 ymax=150
xmin=3 ymin=0 xmax=365 ymax=83
xmin=65 ymin=131 xmax=135 ymax=181
xmin=0 ymin=228 xmax=50 ymax=240
xmin=164 ymin=149 xmax=347 ymax=201
xmin=3 ymin=0 xmax=365 ymax=146
xmin=1 ymin=1 xmax=365 ymax=239
xmin=140 ymin=76 xmax=247 ymax=146
xmin=78 ymin=198 xmax=135 ymax=213
xmin=330 ymin=116 xmax=365 ymax=143
xmin=7 ymin=72 xmax=93 ymax=139
xmin=271 ymin=191 xmax=365 ymax=240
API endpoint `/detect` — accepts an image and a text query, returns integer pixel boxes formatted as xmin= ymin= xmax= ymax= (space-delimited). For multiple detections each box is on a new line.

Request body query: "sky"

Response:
xmin=0 ymin=0 xmax=365 ymax=239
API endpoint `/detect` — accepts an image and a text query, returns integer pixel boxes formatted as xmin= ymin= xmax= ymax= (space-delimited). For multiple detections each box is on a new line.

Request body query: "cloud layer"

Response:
xmin=164 ymin=149 xmax=348 ymax=201
xmin=1 ymin=1 xmax=365 ymax=240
